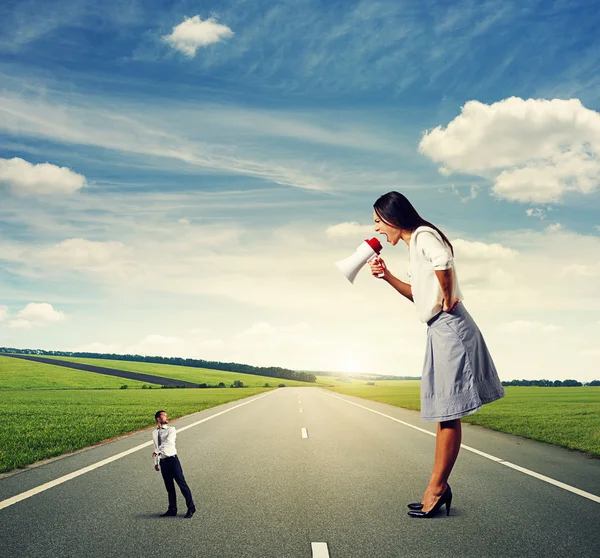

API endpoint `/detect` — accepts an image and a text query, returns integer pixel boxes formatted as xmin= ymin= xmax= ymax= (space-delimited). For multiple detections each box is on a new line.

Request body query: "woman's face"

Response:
xmin=373 ymin=210 xmax=402 ymax=245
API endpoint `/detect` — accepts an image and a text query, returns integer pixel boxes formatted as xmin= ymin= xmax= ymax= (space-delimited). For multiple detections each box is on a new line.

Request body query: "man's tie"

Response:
xmin=157 ymin=428 xmax=162 ymax=446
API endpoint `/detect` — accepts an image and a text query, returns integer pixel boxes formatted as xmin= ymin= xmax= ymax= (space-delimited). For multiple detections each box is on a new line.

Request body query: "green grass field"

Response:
xmin=0 ymin=388 xmax=269 ymax=473
xmin=2 ymin=354 xmax=598 ymax=473
xmin=326 ymin=382 xmax=600 ymax=457
xmin=35 ymin=355 xmax=330 ymax=387
xmin=0 ymin=356 xmax=149 ymax=390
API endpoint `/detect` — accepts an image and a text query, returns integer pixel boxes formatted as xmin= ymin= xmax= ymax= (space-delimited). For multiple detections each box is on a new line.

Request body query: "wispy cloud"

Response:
xmin=326 ymin=222 xmax=374 ymax=238
xmin=448 ymin=184 xmax=480 ymax=203
xmin=497 ymin=320 xmax=561 ymax=333
xmin=0 ymin=87 xmax=419 ymax=192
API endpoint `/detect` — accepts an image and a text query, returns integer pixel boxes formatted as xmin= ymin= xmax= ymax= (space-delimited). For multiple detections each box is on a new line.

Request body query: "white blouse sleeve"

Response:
xmin=416 ymin=231 xmax=453 ymax=270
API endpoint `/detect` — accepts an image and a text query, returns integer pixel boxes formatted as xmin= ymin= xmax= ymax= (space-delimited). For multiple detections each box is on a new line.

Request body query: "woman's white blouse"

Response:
xmin=407 ymin=226 xmax=463 ymax=323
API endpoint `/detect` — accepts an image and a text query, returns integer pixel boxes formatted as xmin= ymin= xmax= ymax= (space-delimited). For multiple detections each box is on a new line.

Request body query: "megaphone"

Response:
xmin=335 ymin=237 xmax=384 ymax=283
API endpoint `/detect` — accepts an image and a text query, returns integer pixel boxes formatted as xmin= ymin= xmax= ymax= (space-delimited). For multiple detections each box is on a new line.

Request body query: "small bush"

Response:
xmin=231 ymin=380 xmax=244 ymax=388
xmin=366 ymin=382 xmax=375 ymax=386
xmin=264 ymin=383 xmax=270 ymax=387
xmin=278 ymin=383 xmax=286 ymax=388
xmin=198 ymin=383 xmax=208 ymax=388
xmin=119 ymin=385 xmax=128 ymax=389
xmin=218 ymin=382 xmax=226 ymax=388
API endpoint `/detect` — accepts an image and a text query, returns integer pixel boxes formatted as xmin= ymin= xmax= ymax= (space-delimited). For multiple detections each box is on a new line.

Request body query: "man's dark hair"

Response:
xmin=155 ymin=410 xmax=166 ymax=421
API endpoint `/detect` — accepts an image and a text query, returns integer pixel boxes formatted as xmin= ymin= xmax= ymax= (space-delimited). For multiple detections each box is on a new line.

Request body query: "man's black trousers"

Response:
xmin=160 ymin=455 xmax=194 ymax=511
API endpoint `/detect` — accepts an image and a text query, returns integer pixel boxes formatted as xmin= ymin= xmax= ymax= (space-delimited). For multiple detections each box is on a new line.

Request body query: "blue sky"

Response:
xmin=1 ymin=0 xmax=600 ymax=381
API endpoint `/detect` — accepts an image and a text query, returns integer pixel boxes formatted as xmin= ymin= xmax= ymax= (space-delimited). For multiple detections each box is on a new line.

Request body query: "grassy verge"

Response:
xmin=0 ymin=356 xmax=148 ymax=390
xmin=326 ymin=383 xmax=600 ymax=457
xmin=0 ymin=388 xmax=269 ymax=473
xmin=34 ymin=355 xmax=326 ymax=387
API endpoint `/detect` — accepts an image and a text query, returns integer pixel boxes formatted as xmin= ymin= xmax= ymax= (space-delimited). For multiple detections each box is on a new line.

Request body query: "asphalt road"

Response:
xmin=2 ymin=354 xmax=200 ymax=387
xmin=2 ymin=388 xmax=599 ymax=558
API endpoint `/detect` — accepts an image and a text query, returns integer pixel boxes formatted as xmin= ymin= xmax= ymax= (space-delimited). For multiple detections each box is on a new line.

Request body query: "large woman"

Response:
xmin=369 ymin=191 xmax=505 ymax=518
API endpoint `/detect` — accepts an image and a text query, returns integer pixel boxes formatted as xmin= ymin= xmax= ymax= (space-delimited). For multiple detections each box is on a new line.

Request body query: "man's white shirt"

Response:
xmin=153 ymin=425 xmax=178 ymax=462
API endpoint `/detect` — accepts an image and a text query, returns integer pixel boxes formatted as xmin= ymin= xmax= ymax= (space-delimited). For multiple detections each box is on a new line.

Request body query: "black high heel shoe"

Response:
xmin=407 ymin=502 xmax=423 ymax=510
xmin=407 ymin=485 xmax=452 ymax=518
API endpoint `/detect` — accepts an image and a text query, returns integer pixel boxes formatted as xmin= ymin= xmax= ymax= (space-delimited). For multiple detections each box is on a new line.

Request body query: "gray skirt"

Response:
xmin=420 ymin=302 xmax=505 ymax=422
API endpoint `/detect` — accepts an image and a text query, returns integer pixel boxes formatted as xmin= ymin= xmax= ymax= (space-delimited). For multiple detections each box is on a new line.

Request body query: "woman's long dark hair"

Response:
xmin=373 ymin=191 xmax=454 ymax=255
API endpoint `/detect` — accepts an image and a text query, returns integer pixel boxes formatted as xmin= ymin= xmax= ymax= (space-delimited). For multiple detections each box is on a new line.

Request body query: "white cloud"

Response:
xmin=4 ymin=213 xmax=600 ymax=381
xmin=163 ymin=16 xmax=234 ymax=57
xmin=71 ymin=341 xmax=121 ymax=353
xmin=125 ymin=334 xmax=187 ymax=357
xmin=18 ymin=302 xmax=65 ymax=322
xmin=546 ymin=223 xmax=563 ymax=232
xmin=235 ymin=322 xmax=309 ymax=340
xmin=526 ymin=207 xmax=548 ymax=219
xmin=9 ymin=319 xmax=33 ymax=330
xmin=453 ymin=239 xmax=517 ymax=260
xmin=449 ymin=184 xmax=480 ymax=203
xmin=562 ymin=264 xmax=600 ymax=278
xmin=498 ymin=320 xmax=561 ymax=333
xmin=326 ymin=222 xmax=374 ymax=238
xmin=0 ymin=157 xmax=87 ymax=196
xmin=0 ymin=306 xmax=8 ymax=322
xmin=38 ymin=239 xmax=131 ymax=272
xmin=9 ymin=302 xmax=66 ymax=329
xmin=419 ymin=97 xmax=600 ymax=203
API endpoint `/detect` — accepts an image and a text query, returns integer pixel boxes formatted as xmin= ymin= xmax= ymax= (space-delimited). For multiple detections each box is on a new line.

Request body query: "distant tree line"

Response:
xmin=0 ymin=347 xmax=316 ymax=383
xmin=502 ymin=379 xmax=600 ymax=387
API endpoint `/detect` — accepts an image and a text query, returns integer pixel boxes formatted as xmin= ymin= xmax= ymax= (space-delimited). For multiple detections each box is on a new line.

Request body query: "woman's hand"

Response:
xmin=442 ymin=297 xmax=460 ymax=312
xmin=369 ymin=257 xmax=387 ymax=279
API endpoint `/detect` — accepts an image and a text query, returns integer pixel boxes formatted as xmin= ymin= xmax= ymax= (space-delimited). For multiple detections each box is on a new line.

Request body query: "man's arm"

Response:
xmin=152 ymin=431 xmax=160 ymax=470
xmin=152 ymin=431 xmax=159 ymax=456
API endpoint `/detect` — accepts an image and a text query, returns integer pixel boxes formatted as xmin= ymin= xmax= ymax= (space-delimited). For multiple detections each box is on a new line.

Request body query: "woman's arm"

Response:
xmin=385 ymin=273 xmax=414 ymax=302
xmin=369 ymin=258 xmax=413 ymax=302
xmin=435 ymin=268 xmax=459 ymax=311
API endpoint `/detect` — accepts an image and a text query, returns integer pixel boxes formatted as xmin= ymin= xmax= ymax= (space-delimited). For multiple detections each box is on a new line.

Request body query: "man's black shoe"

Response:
xmin=184 ymin=507 xmax=196 ymax=519
xmin=160 ymin=510 xmax=177 ymax=517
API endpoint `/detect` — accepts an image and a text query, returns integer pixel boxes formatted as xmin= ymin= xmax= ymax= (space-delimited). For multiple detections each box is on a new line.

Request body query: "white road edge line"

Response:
xmin=302 ymin=428 xmax=309 ymax=439
xmin=311 ymin=542 xmax=330 ymax=557
xmin=325 ymin=392 xmax=600 ymax=504
xmin=0 ymin=390 xmax=276 ymax=511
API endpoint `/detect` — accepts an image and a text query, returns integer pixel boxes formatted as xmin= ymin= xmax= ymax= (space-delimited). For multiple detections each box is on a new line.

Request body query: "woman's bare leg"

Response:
xmin=421 ymin=419 xmax=462 ymax=511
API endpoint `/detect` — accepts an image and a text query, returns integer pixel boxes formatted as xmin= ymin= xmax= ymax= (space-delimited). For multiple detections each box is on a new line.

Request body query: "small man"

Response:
xmin=152 ymin=410 xmax=196 ymax=518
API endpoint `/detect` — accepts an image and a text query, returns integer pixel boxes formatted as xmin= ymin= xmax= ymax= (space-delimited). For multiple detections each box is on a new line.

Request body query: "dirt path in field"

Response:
xmin=2 ymin=354 xmax=201 ymax=388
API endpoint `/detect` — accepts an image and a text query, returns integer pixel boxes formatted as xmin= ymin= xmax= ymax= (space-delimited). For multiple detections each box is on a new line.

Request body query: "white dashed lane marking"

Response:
xmin=311 ymin=542 xmax=330 ymax=557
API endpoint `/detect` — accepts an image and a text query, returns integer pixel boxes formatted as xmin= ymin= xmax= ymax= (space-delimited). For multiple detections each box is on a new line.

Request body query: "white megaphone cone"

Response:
xmin=335 ymin=237 xmax=384 ymax=283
